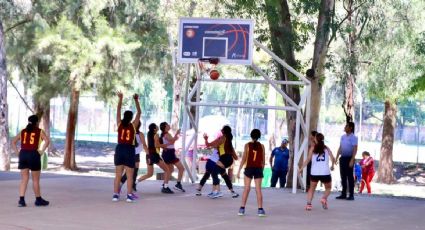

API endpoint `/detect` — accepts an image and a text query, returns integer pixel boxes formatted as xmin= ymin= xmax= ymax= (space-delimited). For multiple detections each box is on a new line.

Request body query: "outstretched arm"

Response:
xmin=132 ymin=94 xmax=141 ymax=128
xmin=116 ymin=92 xmax=123 ymax=126
xmin=139 ymin=132 xmax=148 ymax=153
xmin=203 ymin=134 xmax=225 ymax=148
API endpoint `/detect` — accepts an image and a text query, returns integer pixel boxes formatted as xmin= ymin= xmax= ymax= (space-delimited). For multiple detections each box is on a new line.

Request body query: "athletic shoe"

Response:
xmin=346 ymin=196 xmax=355 ymax=201
xmin=320 ymin=198 xmax=328 ymax=209
xmin=161 ymin=187 xmax=174 ymax=194
xmin=126 ymin=194 xmax=136 ymax=203
xmin=238 ymin=207 xmax=245 ymax=216
xmin=112 ymin=194 xmax=120 ymax=202
xmin=130 ymin=193 xmax=139 ymax=199
xmin=35 ymin=198 xmax=49 ymax=206
xmin=195 ymin=189 xmax=202 ymax=196
xmin=212 ymin=191 xmax=223 ymax=199
xmin=305 ymin=203 xmax=312 ymax=211
xmin=231 ymin=191 xmax=239 ymax=198
xmin=335 ymin=195 xmax=347 ymax=200
xmin=207 ymin=191 xmax=215 ymax=198
xmin=18 ymin=199 xmax=26 ymax=207
xmin=174 ymin=183 xmax=186 ymax=192
xmin=258 ymin=209 xmax=266 ymax=217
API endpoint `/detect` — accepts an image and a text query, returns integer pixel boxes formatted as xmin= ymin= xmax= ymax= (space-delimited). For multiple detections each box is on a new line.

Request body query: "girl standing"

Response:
xmin=359 ymin=151 xmax=375 ymax=194
xmin=237 ymin=129 xmax=266 ymax=216
xmin=12 ymin=115 xmax=50 ymax=207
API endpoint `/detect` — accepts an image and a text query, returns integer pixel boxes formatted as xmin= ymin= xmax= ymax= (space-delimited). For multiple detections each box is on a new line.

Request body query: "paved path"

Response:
xmin=0 ymin=172 xmax=424 ymax=230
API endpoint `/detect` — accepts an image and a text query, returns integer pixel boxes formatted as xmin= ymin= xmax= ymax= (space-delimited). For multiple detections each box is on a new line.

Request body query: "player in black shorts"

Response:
xmin=237 ymin=129 xmax=266 ymax=216
xmin=120 ymin=121 xmax=148 ymax=193
xmin=113 ymin=92 xmax=141 ymax=203
xmin=159 ymin=122 xmax=185 ymax=192
xmin=300 ymin=133 xmax=336 ymax=210
xmin=136 ymin=123 xmax=174 ymax=194
xmin=12 ymin=115 xmax=50 ymax=207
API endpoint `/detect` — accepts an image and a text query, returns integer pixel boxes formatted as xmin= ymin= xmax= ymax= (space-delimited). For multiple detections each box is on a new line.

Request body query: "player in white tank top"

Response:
xmin=311 ymin=149 xmax=331 ymax=176
xmin=300 ymin=133 xmax=336 ymax=211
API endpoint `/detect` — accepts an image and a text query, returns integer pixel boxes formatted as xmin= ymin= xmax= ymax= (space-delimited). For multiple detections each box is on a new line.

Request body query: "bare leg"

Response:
xmin=19 ymin=169 xmax=30 ymax=197
xmin=31 ymin=170 xmax=41 ymax=197
xmin=114 ymin=165 xmax=124 ymax=193
xmin=323 ymin=181 xmax=332 ymax=200
xmin=240 ymin=176 xmax=252 ymax=207
xmin=138 ymin=165 xmax=154 ymax=181
xmin=254 ymin=178 xmax=263 ymax=209
xmin=306 ymin=181 xmax=318 ymax=203
xmin=157 ymin=160 xmax=171 ymax=184
xmin=174 ymin=161 xmax=185 ymax=182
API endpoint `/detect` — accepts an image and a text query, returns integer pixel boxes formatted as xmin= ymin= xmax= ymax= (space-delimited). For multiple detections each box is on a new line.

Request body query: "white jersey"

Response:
xmin=311 ymin=149 xmax=331 ymax=176
xmin=209 ymin=149 xmax=220 ymax=163
xmin=135 ymin=133 xmax=142 ymax=155
xmin=162 ymin=134 xmax=175 ymax=149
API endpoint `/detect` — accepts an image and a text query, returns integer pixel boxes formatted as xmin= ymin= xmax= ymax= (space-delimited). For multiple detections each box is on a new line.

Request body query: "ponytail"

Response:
xmin=26 ymin=115 xmax=39 ymax=132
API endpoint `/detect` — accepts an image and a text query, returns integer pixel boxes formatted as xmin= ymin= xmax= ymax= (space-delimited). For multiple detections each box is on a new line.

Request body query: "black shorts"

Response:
xmin=162 ymin=149 xmax=180 ymax=164
xmin=219 ymin=154 xmax=234 ymax=168
xmin=18 ymin=150 xmax=41 ymax=171
xmin=244 ymin=167 xmax=264 ymax=179
xmin=135 ymin=154 xmax=140 ymax=163
xmin=114 ymin=144 xmax=136 ymax=168
xmin=310 ymin=175 xmax=332 ymax=183
xmin=147 ymin=153 xmax=162 ymax=166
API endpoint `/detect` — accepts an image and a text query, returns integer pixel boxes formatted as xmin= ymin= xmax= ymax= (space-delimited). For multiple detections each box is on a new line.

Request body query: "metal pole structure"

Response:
xmin=302 ymin=85 xmax=312 ymax=191
xmin=292 ymin=110 xmax=302 ymax=194
xmin=180 ymin=64 xmax=195 ymax=183
xmin=193 ymin=63 xmax=202 ymax=182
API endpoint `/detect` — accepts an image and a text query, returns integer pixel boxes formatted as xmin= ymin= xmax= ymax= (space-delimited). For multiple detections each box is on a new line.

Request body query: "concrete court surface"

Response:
xmin=0 ymin=171 xmax=424 ymax=230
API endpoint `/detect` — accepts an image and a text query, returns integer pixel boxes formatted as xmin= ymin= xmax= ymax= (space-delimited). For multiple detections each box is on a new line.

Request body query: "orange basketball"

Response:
xmin=210 ymin=70 xmax=220 ymax=80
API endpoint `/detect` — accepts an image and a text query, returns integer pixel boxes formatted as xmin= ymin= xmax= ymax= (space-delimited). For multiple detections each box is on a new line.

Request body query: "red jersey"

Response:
xmin=20 ymin=128 xmax=42 ymax=151
xmin=360 ymin=157 xmax=375 ymax=174
xmin=117 ymin=123 xmax=136 ymax=145
xmin=246 ymin=141 xmax=264 ymax=168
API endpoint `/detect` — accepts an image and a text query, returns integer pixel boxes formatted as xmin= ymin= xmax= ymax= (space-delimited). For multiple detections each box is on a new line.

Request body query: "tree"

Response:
xmin=359 ymin=0 xmax=425 ymax=183
xmin=0 ymin=18 xmax=9 ymax=171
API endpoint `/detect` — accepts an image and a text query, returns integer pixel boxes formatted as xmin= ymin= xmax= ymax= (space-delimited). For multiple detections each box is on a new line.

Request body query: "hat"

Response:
xmin=281 ymin=139 xmax=288 ymax=144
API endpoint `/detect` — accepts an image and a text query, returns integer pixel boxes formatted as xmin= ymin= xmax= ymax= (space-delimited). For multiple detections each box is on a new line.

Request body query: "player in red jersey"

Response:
xmin=112 ymin=92 xmax=141 ymax=202
xmin=237 ymin=129 xmax=266 ymax=217
xmin=12 ymin=115 xmax=50 ymax=207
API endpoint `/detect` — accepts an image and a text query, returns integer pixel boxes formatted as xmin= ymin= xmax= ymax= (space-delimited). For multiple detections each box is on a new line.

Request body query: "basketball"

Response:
xmin=210 ymin=70 xmax=220 ymax=80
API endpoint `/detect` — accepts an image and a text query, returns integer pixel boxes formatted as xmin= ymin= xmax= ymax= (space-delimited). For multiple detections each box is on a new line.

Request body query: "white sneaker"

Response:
xmin=112 ymin=194 xmax=119 ymax=202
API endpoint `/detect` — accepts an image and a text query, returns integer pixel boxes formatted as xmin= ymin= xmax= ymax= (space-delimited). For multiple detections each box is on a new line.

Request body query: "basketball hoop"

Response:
xmin=198 ymin=58 xmax=220 ymax=80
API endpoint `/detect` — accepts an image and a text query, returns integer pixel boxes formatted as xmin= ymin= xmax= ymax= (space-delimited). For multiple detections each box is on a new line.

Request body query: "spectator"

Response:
xmin=269 ymin=139 xmax=290 ymax=188
xmin=359 ymin=151 xmax=375 ymax=194
xmin=335 ymin=122 xmax=358 ymax=200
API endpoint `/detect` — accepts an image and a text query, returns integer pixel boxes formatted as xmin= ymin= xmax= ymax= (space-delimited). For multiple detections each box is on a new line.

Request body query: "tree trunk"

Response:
xmin=265 ymin=0 xmax=300 ymax=188
xmin=342 ymin=0 xmax=357 ymax=123
xmin=63 ymin=86 xmax=79 ymax=170
xmin=0 ymin=20 xmax=10 ymax=171
xmin=376 ymin=100 xmax=396 ymax=184
xmin=310 ymin=0 xmax=335 ymax=131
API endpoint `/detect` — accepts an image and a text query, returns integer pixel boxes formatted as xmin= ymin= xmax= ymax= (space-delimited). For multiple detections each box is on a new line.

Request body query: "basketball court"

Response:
xmin=0 ymin=171 xmax=424 ymax=230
